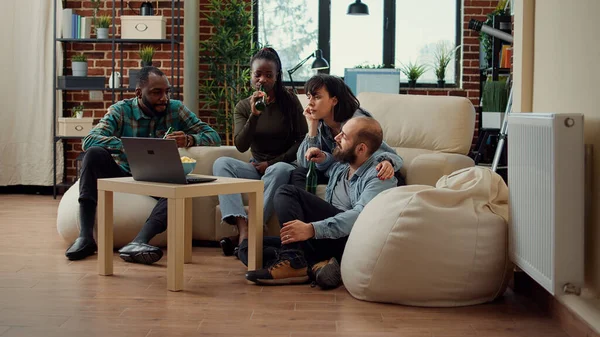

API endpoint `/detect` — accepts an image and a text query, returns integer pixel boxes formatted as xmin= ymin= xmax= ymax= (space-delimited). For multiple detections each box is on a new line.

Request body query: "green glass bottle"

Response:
xmin=254 ymin=85 xmax=266 ymax=112
xmin=306 ymin=161 xmax=318 ymax=194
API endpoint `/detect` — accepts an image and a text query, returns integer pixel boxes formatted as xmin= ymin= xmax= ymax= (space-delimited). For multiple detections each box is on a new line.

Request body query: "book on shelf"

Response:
xmin=499 ymin=45 xmax=512 ymax=69
xmin=60 ymin=9 xmax=91 ymax=39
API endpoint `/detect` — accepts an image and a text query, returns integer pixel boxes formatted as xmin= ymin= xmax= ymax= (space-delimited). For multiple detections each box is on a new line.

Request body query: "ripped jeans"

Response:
xmin=212 ymin=157 xmax=296 ymax=225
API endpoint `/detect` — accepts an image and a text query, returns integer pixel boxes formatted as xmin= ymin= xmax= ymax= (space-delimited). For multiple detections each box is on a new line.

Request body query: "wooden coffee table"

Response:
xmin=96 ymin=175 xmax=264 ymax=291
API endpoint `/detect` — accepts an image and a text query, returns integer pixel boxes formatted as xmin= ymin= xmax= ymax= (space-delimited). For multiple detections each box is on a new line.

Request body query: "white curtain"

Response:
xmin=0 ymin=0 xmax=63 ymax=186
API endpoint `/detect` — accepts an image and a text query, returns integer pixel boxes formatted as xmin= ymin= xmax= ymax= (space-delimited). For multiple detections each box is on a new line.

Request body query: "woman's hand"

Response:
xmin=249 ymin=90 xmax=266 ymax=116
xmin=252 ymin=161 xmax=269 ymax=174
xmin=376 ymin=160 xmax=395 ymax=180
xmin=303 ymin=106 xmax=319 ymax=137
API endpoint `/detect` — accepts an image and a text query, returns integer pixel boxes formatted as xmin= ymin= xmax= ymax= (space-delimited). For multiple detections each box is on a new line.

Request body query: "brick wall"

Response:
xmin=61 ymin=0 xmax=186 ymax=180
xmin=60 ymin=0 xmax=500 ymax=183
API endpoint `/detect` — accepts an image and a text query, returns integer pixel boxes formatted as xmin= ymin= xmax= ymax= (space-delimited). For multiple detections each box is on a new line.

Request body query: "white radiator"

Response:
xmin=507 ymin=113 xmax=585 ymax=296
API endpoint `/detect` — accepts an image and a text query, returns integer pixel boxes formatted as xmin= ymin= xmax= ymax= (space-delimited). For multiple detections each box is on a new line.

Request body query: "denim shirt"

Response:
xmin=296 ymin=108 xmax=403 ymax=171
xmin=311 ymin=149 xmax=398 ymax=240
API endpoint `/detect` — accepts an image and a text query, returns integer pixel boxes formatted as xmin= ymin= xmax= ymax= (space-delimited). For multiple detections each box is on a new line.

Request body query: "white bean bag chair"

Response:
xmin=56 ymin=180 xmax=167 ymax=248
xmin=341 ymin=166 xmax=511 ymax=307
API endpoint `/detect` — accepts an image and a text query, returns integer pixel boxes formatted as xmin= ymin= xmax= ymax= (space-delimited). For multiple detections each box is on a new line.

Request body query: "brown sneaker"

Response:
xmin=245 ymin=252 xmax=308 ymax=285
xmin=309 ymin=257 xmax=342 ymax=290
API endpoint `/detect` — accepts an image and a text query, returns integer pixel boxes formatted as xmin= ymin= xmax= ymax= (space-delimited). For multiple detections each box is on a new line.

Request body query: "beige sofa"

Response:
xmin=56 ymin=92 xmax=475 ymax=246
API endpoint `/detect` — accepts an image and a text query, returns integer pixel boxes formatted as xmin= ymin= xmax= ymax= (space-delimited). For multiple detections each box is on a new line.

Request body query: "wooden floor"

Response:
xmin=0 ymin=194 xmax=572 ymax=337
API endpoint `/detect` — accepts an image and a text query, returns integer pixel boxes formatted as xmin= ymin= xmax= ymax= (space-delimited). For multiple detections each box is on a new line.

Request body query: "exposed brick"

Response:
xmin=463 ymin=37 xmax=480 ymax=46
xmin=463 ymin=82 xmax=481 ymax=90
xmin=448 ymin=90 xmax=468 ymax=97
xmin=467 ymin=90 xmax=480 ymax=98
xmin=465 ymin=1 xmax=494 ymax=7
xmin=463 ymin=52 xmax=480 ymax=60
xmin=427 ymin=90 xmax=449 ymax=96
xmin=464 ymin=8 xmax=484 ymax=15
xmin=463 ymin=67 xmax=481 ymax=75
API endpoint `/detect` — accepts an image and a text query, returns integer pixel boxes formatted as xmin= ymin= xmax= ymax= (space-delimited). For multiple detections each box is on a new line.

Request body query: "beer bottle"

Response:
xmin=254 ymin=85 xmax=266 ymax=112
xmin=306 ymin=161 xmax=318 ymax=194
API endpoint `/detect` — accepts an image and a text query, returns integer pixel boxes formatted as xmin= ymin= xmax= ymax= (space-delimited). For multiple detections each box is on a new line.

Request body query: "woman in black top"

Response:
xmin=213 ymin=47 xmax=307 ymax=258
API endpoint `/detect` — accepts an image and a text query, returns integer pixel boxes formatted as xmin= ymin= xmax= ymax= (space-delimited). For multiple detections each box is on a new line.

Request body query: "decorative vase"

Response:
xmin=97 ymin=28 xmax=109 ymax=39
xmin=408 ymin=80 xmax=416 ymax=88
xmin=437 ymin=80 xmax=446 ymax=88
xmin=72 ymin=61 xmax=88 ymax=77
xmin=75 ymin=110 xmax=84 ymax=119
xmin=141 ymin=61 xmax=153 ymax=68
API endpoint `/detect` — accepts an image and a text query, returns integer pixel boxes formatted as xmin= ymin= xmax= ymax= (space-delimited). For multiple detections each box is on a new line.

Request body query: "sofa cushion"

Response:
xmin=393 ymin=147 xmax=433 ymax=176
xmin=341 ymin=166 xmax=511 ymax=307
xmin=357 ymin=92 xmax=476 ymax=155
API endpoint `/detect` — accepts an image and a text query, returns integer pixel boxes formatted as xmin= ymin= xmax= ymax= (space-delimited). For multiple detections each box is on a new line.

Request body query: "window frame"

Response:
xmin=253 ymin=0 xmax=463 ymax=89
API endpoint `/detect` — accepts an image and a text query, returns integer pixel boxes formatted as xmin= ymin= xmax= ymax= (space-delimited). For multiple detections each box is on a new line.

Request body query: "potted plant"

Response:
xmin=480 ymin=0 xmax=510 ymax=68
xmin=95 ymin=15 xmax=111 ymax=39
xmin=139 ymin=46 xmax=155 ymax=67
xmin=432 ymin=41 xmax=461 ymax=88
xmin=400 ymin=61 xmax=428 ymax=88
xmin=72 ymin=53 xmax=88 ymax=77
xmin=71 ymin=105 xmax=84 ymax=119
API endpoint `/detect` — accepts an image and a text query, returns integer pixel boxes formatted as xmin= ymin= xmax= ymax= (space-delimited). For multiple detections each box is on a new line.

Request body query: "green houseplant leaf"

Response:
xmin=199 ymin=0 xmax=258 ymax=145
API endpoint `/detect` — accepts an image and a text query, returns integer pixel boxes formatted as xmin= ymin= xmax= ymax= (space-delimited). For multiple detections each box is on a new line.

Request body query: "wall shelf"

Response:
xmin=56 ymin=38 xmax=181 ymax=44
xmin=52 ymin=0 xmax=182 ymax=198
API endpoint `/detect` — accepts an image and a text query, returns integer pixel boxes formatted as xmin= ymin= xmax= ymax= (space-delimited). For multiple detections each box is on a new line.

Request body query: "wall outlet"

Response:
xmin=89 ymin=91 xmax=103 ymax=101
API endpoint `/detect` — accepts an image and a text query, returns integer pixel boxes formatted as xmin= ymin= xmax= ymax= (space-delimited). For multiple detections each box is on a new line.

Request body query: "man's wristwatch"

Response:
xmin=185 ymin=135 xmax=194 ymax=148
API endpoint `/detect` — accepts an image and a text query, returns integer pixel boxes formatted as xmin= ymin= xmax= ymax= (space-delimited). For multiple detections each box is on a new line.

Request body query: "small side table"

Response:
xmin=97 ymin=175 xmax=264 ymax=291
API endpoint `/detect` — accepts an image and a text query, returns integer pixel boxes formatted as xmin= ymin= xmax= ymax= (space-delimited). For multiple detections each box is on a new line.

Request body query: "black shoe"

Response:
xmin=65 ymin=237 xmax=97 ymax=261
xmin=245 ymin=250 xmax=308 ymax=285
xmin=219 ymin=237 xmax=236 ymax=256
xmin=309 ymin=257 xmax=342 ymax=290
xmin=118 ymin=242 xmax=163 ymax=265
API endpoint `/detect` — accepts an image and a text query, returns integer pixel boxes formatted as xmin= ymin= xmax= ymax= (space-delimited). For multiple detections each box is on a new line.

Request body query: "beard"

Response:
xmin=142 ymin=95 xmax=169 ymax=117
xmin=333 ymin=144 xmax=357 ymax=164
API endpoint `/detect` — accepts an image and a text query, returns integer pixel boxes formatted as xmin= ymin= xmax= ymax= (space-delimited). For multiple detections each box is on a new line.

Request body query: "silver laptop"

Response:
xmin=121 ymin=137 xmax=216 ymax=184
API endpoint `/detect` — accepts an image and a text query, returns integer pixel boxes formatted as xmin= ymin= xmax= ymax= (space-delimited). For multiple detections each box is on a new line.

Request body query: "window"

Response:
xmin=255 ymin=0 xmax=461 ymax=86
xmin=394 ymin=1 xmax=458 ymax=83
xmin=330 ymin=1 xmax=383 ymax=76
xmin=257 ymin=0 xmax=319 ymax=83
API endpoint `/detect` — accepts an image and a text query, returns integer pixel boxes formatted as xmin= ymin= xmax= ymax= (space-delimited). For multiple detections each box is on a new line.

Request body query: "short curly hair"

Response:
xmin=137 ymin=66 xmax=165 ymax=88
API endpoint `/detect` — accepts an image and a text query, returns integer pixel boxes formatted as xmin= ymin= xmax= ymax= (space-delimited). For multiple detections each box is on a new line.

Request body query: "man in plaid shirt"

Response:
xmin=66 ymin=66 xmax=221 ymax=263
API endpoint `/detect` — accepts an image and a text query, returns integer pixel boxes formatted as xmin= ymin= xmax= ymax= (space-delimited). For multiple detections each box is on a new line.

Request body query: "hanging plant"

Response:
xmin=480 ymin=0 xmax=510 ymax=68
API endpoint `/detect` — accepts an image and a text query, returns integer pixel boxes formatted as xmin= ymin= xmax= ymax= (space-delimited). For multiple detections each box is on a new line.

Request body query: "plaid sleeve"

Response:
xmin=178 ymin=104 xmax=221 ymax=146
xmin=82 ymin=106 xmax=124 ymax=153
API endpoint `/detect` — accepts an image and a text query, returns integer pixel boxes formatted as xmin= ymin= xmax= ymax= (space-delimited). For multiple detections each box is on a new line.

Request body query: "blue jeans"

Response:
xmin=213 ymin=157 xmax=296 ymax=225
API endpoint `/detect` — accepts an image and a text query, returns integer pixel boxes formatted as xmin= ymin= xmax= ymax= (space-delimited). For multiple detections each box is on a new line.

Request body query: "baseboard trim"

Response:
xmin=513 ymin=271 xmax=600 ymax=337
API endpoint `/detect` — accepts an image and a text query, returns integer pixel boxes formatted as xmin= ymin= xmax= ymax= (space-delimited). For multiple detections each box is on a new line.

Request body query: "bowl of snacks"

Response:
xmin=180 ymin=156 xmax=197 ymax=175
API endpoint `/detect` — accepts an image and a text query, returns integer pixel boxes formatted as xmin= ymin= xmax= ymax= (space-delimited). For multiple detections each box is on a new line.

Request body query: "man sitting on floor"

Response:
xmin=245 ymin=116 xmax=398 ymax=289
xmin=65 ymin=66 xmax=221 ymax=262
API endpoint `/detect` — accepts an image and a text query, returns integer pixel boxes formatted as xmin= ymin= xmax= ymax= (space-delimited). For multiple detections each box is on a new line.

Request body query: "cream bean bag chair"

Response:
xmin=56 ymin=180 xmax=167 ymax=248
xmin=341 ymin=166 xmax=511 ymax=307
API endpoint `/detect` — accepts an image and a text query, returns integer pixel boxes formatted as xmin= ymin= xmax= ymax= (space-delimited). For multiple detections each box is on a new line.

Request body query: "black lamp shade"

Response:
xmin=311 ymin=50 xmax=329 ymax=70
xmin=347 ymin=0 xmax=369 ymax=15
